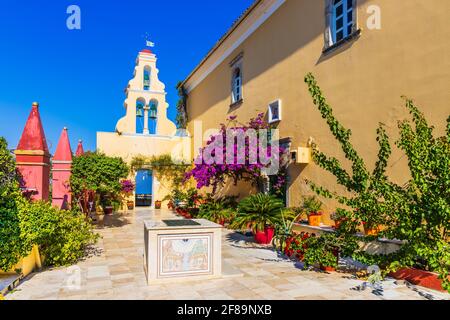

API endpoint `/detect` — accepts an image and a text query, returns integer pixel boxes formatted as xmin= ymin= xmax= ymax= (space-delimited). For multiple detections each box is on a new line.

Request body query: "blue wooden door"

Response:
xmin=135 ymin=170 xmax=153 ymax=206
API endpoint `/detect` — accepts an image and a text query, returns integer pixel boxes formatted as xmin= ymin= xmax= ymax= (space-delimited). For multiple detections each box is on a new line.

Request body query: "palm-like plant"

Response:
xmin=273 ymin=208 xmax=304 ymax=250
xmin=198 ymin=200 xmax=234 ymax=224
xmin=232 ymin=194 xmax=284 ymax=232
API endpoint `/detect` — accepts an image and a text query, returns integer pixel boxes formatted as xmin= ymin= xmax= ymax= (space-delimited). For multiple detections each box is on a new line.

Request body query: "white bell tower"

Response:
xmin=115 ymin=48 xmax=176 ymax=136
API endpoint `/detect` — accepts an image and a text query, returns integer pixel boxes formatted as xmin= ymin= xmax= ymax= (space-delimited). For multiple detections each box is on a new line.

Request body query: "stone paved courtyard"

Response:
xmin=6 ymin=208 xmax=449 ymax=300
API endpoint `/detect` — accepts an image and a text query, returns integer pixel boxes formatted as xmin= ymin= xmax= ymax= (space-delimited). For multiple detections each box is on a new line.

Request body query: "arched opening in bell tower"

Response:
xmin=148 ymin=99 xmax=158 ymax=134
xmin=136 ymin=98 xmax=146 ymax=134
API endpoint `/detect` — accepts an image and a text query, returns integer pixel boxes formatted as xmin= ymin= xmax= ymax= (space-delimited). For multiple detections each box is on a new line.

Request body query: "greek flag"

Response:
xmin=146 ymin=41 xmax=155 ymax=47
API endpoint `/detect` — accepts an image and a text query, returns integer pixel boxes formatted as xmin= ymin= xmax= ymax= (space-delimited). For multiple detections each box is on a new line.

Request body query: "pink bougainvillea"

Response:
xmin=185 ymin=113 xmax=288 ymax=193
xmin=121 ymin=179 xmax=135 ymax=194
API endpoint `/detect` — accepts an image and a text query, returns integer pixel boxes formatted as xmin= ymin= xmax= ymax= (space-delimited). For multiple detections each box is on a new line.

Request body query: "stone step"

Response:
xmin=0 ymin=274 xmax=21 ymax=295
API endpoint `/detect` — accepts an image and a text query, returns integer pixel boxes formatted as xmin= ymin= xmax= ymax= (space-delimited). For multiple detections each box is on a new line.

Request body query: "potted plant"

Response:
xmin=127 ymin=201 xmax=134 ymax=210
xmin=101 ymin=197 xmax=114 ymax=215
xmin=362 ymin=221 xmax=381 ymax=236
xmin=273 ymin=208 xmax=304 ymax=253
xmin=330 ymin=211 xmax=347 ymax=230
xmin=198 ymin=201 xmax=234 ymax=226
xmin=301 ymin=196 xmax=323 ymax=227
xmin=303 ymin=232 xmax=359 ymax=272
xmin=154 ymin=200 xmax=162 ymax=209
xmin=232 ymin=194 xmax=284 ymax=245
xmin=121 ymin=180 xmax=135 ymax=210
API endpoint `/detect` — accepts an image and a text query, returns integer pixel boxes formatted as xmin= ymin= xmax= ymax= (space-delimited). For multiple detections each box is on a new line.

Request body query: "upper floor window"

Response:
xmin=231 ymin=67 xmax=242 ymax=104
xmin=331 ymin=0 xmax=354 ymax=44
xmin=143 ymin=66 xmax=151 ymax=90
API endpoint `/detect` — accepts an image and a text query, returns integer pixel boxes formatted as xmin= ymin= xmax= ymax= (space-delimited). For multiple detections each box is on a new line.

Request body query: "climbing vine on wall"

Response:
xmin=304 ymin=73 xmax=450 ymax=292
xmin=176 ymin=81 xmax=188 ymax=129
xmin=304 ymin=73 xmax=390 ymax=230
xmin=131 ymin=154 xmax=191 ymax=191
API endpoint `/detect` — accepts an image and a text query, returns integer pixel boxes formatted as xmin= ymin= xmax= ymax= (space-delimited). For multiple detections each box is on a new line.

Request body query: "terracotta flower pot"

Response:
xmin=103 ymin=206 xmax=113 ymax=215
xmin=127 ymin=201 xmax=134 ymax=210
xmin=320 ymin=249 xmax=339 ymax=272
xmin=308 ymin=214 xmax=322 ymax=227
xmin=363 ymin=225 xmax=380 ymax=236
xmin=320 ymin=265 xmax=336 ymax=272
xmin=254 ymin=226 xmax=275 ymax=245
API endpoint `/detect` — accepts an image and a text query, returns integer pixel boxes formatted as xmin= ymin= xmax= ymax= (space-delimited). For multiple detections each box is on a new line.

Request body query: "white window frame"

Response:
xmin=231 ymin=66 xmax=243 ymax=104
xmin=268 ymin=99 xmax=282 ymax=124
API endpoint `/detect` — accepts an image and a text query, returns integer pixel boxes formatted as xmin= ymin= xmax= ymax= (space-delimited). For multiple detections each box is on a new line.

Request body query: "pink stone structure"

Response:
xmin=75 ymin=140 xmax=84 ymax=156
xmin=15 ymin=102 xmax=51 ymax=201
xmin=52 ymin=127 xmax=73 ymax=209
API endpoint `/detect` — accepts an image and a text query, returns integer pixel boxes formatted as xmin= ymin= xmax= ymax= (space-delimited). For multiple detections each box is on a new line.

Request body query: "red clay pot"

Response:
xmin=320 ymin=265 xmax=336 ymax=272
xmin=363 ymin=225 xmax=381 ymax=236
xmin=103 ymin=206 xmax=113 ymax=215
xmin=319 ymin=249 xmax=339 ymax=272
xmin=390 ymin=268 xmax=450 ymax=292
xmin=254 ymin=226 xmax=275 ymax=245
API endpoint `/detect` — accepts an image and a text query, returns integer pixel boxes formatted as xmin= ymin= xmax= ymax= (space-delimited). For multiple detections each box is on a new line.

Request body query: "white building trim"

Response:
xmin=185 ymin=0 xmax=286 ymax=93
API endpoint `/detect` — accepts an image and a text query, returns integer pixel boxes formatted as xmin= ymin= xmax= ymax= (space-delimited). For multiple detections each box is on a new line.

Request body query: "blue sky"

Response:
xmin=0 ymin=0 xmax=254 ymax=152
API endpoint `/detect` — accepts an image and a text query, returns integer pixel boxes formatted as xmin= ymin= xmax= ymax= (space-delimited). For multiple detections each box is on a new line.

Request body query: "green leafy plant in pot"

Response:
xmin=273 ymin=208 xmax=304 ymax=252
xmin=100 ymin=195 xmax=114 ymax=215
xmin=302 ymin=232 xmax=358 ymax=272
xmin=232 ymin=194 xmax=284 ymax=244
xmin=301 ymin=196 xmax=323 ymax=226
xmin=198 ymin=198 xmax=235 ymax=226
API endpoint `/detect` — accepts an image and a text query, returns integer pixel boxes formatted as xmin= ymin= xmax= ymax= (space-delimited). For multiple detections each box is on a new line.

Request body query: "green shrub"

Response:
xmin=18 ymin=200 xmax=99 ymax=267
xmin=232 ymin=194 xmax=284 ymax=231
xmin=0 ymin=137 xmax=28 ymax=271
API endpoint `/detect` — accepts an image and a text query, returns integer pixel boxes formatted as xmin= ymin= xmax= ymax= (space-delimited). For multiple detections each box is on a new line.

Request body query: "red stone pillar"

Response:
xmin=52 ymin=127 xmax=73 ymax=209
xmin=15 ymin=102 xmax=51 ymax=201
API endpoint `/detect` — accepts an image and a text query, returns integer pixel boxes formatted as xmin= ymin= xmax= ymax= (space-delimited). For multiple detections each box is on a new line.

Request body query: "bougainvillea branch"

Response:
xmin=185 ymin=113 xmax=288 ymax=194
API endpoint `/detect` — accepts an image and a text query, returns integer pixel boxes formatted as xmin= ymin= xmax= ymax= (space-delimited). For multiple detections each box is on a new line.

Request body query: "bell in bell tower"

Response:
xmin=115 ymin=44 xmax=176 ymax=136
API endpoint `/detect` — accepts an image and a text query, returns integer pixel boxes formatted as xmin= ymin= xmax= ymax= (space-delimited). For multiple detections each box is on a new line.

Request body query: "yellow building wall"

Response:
xmin=0 ymin=245 xmax=42 ymax=277
xmin=97 ymin=132 xmax=191 ymax=206
xmin=184 ymin=0 xmax=450 ymax=224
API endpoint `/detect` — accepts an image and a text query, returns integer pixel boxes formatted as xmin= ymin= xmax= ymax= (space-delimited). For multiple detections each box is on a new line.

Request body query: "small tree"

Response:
xmin=304 ymin=73 xmax=450 ymax=292
xmin=383 ymin=100 xmax=450 ymax=291
xmin=304 ymin=73 xmax=391 ymax=234
xmin=70 ymin=152 xmax=129 ymax=213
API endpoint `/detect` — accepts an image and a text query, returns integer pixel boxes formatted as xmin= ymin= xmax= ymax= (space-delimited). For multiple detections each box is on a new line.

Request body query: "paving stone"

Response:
xmin=5 ymin=208 xmax=449 ymax=301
